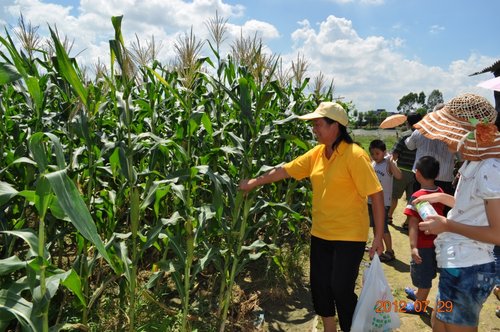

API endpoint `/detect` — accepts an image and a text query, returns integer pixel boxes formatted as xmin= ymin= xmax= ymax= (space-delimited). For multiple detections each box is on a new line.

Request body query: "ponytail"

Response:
xmin=332 ymin=124 xmax=353 ymax=151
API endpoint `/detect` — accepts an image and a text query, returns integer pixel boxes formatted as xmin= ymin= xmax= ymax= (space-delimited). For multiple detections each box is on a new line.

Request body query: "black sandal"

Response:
xmin=379 ymin=250 xmax=395 ymax=262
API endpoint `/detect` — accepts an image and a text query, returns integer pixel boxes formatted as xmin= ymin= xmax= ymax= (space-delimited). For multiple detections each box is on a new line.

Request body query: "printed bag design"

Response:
xmin=351 ymin=254 xmax=401 ymax=332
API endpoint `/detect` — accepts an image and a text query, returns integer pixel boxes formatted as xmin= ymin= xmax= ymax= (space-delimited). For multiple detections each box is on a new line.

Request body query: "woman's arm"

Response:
xmin=368 ymin=190 xmax=385 ymax=257
xmin=413 ymin=192 xmax=455 ymax=208
xmin=239 ymin=166 xmax=290 ymax=192
xmin=419 ymin=198 xmax=500 ymax=245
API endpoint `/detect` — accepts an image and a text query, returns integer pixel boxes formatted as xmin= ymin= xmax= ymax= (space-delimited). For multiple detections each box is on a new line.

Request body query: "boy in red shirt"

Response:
xmin=403 ymin=156 xmax=445 ymax=313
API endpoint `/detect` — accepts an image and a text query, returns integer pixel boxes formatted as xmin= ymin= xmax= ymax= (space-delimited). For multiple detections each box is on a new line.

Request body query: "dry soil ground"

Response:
xmin=259 ymin=198 xmax=500 ymax=332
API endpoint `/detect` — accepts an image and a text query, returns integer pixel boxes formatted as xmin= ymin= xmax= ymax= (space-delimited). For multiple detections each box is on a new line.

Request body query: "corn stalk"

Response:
xmin=0 ymin=13 xmax=324 ymax=331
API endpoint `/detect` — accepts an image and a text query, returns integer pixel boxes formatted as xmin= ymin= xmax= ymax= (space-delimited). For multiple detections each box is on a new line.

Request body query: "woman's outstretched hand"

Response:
xmin=238 ymin=179 xmax=254 ymax=192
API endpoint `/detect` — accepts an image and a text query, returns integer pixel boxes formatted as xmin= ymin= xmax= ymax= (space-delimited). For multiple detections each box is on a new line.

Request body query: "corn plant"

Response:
xmin=0 ymin=12 xmax=331 ymax=331
xmin=0 ymin=132 xmax=115 ymax=331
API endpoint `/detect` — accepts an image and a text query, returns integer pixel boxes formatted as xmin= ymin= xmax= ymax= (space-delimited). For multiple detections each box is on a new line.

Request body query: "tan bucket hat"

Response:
xmin=298 ymin=102 xmax=349 ymax=126
xmin=414 ymin=93 xmax=500 ymax=161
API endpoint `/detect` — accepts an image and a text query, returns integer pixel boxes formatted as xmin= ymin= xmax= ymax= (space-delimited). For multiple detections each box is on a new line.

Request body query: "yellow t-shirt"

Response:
xmin=283 ymin=141 xmax=382 ymax=241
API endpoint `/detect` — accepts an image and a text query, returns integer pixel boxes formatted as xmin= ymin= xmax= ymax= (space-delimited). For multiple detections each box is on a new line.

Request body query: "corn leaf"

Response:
xmin=0 ymin=230 xmax=46 ymax=259
xmin=45 ymin=133 xmax=66 ymax=170
xmin=44 ymin=170 xmax=114 ymax=271
xmin=25 ymin=76 xmax=43 ymax=112
xmin=0 ymin=33 xmax=28 ymax=77
xmin=59 ymin=269 xmax=86 ymax=306
xmin=48 ymin=26 xmax=88 ymax=108
xmin=0 ymin=62 xmax=21 ymax=85
xmin=238 ymin=77 xmax=253 ymax=122
xmin=201 ymin=112 xmax=213 ymax=135
xmin=0 ymin=181 xmax=18 ymax=206
xmin=111 ymin=16 xmax=125 ymax=46
xmin=34 ymin=176 xmax=51 ymax=219
xmin=112 ymin=239 xmax=131 ymax=282
xmin=0 ymin=256 xmax=27 ymax=275
xmin=0 ymin=289 xmax=41 ymax=332
xmin=32 ymin=268 xmax=60 ymax=310
xmin=165 ymin=228 xmax=186 ymax=263
xmin=28 ymin=133 xmax=49 ymax=173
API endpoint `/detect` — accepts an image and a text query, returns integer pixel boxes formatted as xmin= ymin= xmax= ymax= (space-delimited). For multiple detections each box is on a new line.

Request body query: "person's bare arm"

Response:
xmin=239 ymin=167 xmax=290 ymax=192
xmin=388 ymin=155 xmax=403 ymax=180
xmin=368 ymin=190 xmax=385 ymax=257
xmin=408 ymin=216 xmax=422 ymax=264
xmin=413 ymin=192 xmax=455 ymax=208
xmin=419 ymin=198 xmax=500 ymax=245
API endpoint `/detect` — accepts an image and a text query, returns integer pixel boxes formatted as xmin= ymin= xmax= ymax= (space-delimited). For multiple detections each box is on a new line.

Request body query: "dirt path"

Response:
xmin=260 ymin=198 xmax=500 ymax=331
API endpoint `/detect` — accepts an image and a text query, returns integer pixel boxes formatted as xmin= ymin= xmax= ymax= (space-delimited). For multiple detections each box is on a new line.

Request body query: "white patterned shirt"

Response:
xmin=368 ymin=157 xmax=393 ymax=207
xmin=405 ymin=130 xmax=457 ymax=182
xmin=434 ymin=159 xmax=500 ymax=268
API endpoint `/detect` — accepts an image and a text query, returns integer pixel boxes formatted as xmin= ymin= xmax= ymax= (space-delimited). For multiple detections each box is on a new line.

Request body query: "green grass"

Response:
xmin=353 ymin=134 xmax=398 ymax=153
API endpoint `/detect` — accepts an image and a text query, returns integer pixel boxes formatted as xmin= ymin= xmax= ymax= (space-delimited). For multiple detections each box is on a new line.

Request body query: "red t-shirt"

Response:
xmin=404 ymin=187 xmax=445 ymax=248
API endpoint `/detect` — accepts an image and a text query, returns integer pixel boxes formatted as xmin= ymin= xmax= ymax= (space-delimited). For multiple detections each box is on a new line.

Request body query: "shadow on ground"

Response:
xmin=260 ymin=281 xmax=316 ymax=331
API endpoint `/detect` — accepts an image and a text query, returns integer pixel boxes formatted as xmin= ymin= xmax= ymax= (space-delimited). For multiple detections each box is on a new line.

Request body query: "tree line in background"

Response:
xmin=352 ymin=89 xmax=444 ymax=129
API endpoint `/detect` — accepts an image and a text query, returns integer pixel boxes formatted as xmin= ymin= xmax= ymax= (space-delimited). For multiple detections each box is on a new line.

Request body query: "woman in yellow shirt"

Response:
xmin=239 ymin=102 xmax=385 ymax=332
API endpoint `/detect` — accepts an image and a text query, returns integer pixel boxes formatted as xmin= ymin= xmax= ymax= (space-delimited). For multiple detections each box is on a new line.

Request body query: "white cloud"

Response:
xmin=429 ymin=24 xmax=445 ymax=34
xmin=328 ymin=0 xmax=385 ymax=5
xmin=329 ymin=0 xmax=354 ymax=4
xmin=226 ymin=19 xmax=280 ymax=41
xmin=288 ymin=15 xmax=495 ymax=111
xmin=360 ymin=0 xmax=385 ymax=5
xmin=0 ymin=0 xmax=279 ymax=70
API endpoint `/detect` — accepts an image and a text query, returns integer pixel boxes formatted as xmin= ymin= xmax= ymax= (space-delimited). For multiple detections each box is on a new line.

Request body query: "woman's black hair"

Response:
xmin=324 ymin=117 xmax=354 ymax=151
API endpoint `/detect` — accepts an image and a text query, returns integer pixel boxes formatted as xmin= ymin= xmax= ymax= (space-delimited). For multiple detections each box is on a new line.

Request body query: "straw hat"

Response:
xmin=298 ymin=102 xmax=349 ymax=126
xmin=414 ymin=93 xmax=500 ymax=161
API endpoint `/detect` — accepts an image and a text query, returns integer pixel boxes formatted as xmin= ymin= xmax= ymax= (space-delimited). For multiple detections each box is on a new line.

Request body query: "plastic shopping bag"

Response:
xmin=350 ymin=254 xmax=401 ymax=332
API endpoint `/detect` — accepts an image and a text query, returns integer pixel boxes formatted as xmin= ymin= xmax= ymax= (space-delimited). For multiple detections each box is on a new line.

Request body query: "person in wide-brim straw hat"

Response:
xmin=414 ymin=93 xmax=500 ymax=160
xmin=413 ymin=94 xmax=500 ymax=330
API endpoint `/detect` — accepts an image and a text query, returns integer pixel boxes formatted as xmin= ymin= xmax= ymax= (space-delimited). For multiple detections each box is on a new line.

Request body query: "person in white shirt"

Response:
xmin=368 ymin=139 xmax=402 ymax=262
xmin=405 ymin=125 xmax=457 ymax=196
xmin=413 ymin=93 xmax=500 ymax=331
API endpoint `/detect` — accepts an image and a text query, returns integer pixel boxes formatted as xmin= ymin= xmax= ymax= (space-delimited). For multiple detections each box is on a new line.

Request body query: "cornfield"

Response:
xmin=0 ymin=14 xmax=353 ymax=331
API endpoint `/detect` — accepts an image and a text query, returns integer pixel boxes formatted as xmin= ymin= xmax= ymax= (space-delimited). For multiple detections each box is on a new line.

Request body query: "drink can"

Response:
xmin=415 ymin=201 xmax=437 ymax=220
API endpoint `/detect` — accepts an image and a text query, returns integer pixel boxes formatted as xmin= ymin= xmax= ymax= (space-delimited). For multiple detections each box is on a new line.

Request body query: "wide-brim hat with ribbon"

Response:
xmin=414 ymin=93 xmax=500 ymax=161
xmin=298 ymin=101 xmax=349 ymax=126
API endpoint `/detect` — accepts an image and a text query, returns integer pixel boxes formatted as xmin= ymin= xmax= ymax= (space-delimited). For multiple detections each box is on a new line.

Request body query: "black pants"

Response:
xmin=310 ymin=236 xmax=365 ymax=332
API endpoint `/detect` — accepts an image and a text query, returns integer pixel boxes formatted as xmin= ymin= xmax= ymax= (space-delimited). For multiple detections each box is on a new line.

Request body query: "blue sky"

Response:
xmin=1 ymin=0 xmax=499 ymax=112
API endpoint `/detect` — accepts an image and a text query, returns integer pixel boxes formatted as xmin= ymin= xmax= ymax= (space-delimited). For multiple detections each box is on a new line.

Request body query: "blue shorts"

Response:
xmin=410 ymin=247 xmax=437 ymax=289
xmin=435 ymin=262 xmax=495 ymax=326
xmin=368 ymin=204 xmax=390 ymax=233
